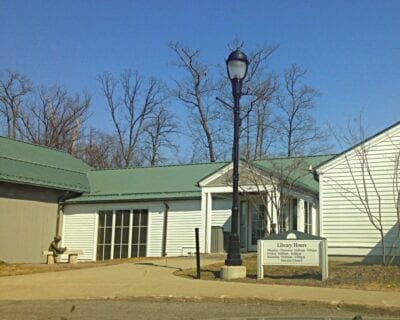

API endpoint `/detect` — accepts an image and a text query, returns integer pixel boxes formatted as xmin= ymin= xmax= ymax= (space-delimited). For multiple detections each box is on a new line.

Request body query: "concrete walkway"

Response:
xmin=0 ymin=257 xmax=399 ymax=312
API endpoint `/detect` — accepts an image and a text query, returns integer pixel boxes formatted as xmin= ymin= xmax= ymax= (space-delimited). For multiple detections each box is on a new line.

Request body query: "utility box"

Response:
xmin=211 ymin=226 xmax=225 ymax=253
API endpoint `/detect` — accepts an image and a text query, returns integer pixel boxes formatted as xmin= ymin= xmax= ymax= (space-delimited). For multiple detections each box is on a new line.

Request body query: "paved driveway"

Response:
xmin=0 ymin=257 xmax=399 ymax=312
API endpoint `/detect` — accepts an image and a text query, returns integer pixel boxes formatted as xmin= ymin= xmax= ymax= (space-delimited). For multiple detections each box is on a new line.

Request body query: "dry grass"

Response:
xmin=175 ymin=255 xmax=400 ymax=292
xmin=0 ymin=256 xmax=162 ymax=277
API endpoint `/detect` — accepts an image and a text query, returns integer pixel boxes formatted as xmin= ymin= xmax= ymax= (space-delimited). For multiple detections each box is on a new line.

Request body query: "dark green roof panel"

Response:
xmin=252 ymin=154 xmax=334 ymax=193
xmin=0 ymin=136 xmax=90 ymax=192
xmin=71 ymin=162 xmax=228 ymax=202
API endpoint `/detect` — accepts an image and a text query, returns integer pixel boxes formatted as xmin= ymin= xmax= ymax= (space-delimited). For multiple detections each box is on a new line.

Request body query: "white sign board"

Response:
xmin=257 ymin=232 xmax=328 ymax=281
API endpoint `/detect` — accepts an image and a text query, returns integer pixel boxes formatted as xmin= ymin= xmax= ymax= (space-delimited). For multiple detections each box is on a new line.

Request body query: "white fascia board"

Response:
xmin=198 ymin=161 xmax=266 ymax=187
xmin=198 ymin=163 xmax=233 ymax=187
xmin=317 ymin=123 xmax=400 ymax=174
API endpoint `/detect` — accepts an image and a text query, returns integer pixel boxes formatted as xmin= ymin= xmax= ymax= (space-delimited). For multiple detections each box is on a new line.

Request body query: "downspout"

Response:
xmin=162 ymin=201 xmax=169 ymax=257
xmin=56 ymin=191 xmax=77 ymax=237
xmin=309 ymin=165 xmax=319 ymax=182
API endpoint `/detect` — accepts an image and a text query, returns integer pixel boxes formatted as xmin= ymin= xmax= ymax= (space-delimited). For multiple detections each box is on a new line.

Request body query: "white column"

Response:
xmin=311 ymin=201 xmax=318 ymax=236
xmin=206 ymin=192 xmax=213 ymax=254
xmin=128 ymin=211 xmax=133 ymax=258
xmin=110 ymin=211 xmax=116 ymax=259
xmin=200 ymin=189 xmax=207 ymax=253
xmin=297 ymin=199 xmax=305 ymax=232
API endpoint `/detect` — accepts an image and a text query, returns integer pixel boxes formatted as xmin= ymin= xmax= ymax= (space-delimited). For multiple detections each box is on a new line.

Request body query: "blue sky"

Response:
xmin=1 ymin=0 xmax=399 ymax=151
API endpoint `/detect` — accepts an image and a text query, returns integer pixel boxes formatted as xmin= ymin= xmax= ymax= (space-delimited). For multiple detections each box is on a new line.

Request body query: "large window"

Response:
xmin=132 ymin=209 xmax=148 ymax=257
xmin=114 ymin=210 xmax=130 ymax=259
xmin=97 ymin=210 xmax=113 ymax=260
xmin=97 ymin=209 xmax=148 ymax=260
xmin=251 ymin=204 xmax=266 ymax=245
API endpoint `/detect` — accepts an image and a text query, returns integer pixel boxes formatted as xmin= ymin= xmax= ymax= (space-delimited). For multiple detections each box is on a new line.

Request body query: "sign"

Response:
xmin=257 ymin=231 xmax=328 ymax=281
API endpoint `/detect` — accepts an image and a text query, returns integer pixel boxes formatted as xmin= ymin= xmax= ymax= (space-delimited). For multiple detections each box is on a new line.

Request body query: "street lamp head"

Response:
xmin=226 ymin=49 xmax=249 ymax=81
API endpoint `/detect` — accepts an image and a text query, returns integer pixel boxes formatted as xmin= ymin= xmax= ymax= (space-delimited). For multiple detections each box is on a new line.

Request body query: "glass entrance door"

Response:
xmin=239 ymin=201 xmax=248 ymax=252
xmin=248 ymin=203 xmax=267 ymax=251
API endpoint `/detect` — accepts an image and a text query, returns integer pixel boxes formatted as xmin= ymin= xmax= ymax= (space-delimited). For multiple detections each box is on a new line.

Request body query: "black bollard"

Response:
xmin=195 ymin=227 xmax=200 ymax=279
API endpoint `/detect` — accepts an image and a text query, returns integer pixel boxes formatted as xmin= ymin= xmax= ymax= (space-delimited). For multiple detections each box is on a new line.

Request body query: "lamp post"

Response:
xmin=225 ymin=49 xmax=249 ymax=267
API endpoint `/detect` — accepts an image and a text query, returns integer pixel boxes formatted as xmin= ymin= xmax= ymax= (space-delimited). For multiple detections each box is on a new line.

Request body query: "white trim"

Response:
xmin=317 ymin=123 xmax=400 ymax=173
xmin=110 ymin=211 xmax=116 ymax=259
xmin=128 ymin=211 xmax=133 ymax=257
xmin=198 ymin=163 xmax=233 ymax=187
xmin=93 ymin=213 xmax=98 ymax=261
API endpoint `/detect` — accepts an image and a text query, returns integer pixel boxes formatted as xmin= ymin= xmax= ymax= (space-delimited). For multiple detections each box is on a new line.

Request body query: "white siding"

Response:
xmin=211 ymin=198 xmax=231 ymax=231
xmin=319 ymin=125 xmax=400 ymax=257
xmin=62 ymin=207 xmax=97 ymax=261
xmin=165 ymin=200 xmax=202 ymax=256
xmin=63 ymin=199 xmax=203 ymax=260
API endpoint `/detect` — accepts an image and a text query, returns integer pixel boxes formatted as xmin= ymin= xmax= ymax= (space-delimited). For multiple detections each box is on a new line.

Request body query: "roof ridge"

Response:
xmin=80 ymin=190 xmax=200 ymax=198
xmin=253 ymin=153 xmax=337 ymax=161
xmin=0 ymin=155 xmax=89 ymax=175
xmin=0 ymin=135 xmax=90 ymax=167
xmin=90 ymin=161 xmax=229 ymax=172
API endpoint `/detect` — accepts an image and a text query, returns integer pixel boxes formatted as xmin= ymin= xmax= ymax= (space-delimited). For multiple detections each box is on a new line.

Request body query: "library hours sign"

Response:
xmin=257 ymin=231 xmax=328 ymax=281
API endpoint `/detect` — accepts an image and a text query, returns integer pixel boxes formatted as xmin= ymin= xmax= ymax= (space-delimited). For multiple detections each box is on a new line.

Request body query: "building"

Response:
xmin=2 ymin=121 xmax=399 ymax=264
xmin=0 ymin=135 xmax=328 ymax=263
xmin=0 ymin=136 xmax=90 ymax=263
xmin=316 ymin=121 xmax=400 ymax=264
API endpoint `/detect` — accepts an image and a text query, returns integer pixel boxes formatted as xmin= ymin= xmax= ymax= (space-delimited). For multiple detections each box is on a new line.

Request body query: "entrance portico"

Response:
xmin=199 ymin=162 xmax=319 ymax=254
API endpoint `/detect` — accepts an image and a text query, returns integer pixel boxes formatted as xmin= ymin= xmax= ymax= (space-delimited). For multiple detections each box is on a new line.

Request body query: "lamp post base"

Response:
xmin=220 ymin=265 xmax=247 ymax=280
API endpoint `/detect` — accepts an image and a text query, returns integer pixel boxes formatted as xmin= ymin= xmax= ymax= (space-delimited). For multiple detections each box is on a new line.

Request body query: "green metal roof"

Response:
xmin=252 ymin=154 xmax=335 ymax=193
xmin=0 ymin=136 xmax=91 ymax=192
xmin=69 ymin=155 xmax=334 ymax=203
xmin=68 ymin=162 xmax=228 ymax=203
xmin=0 ymin=135 xmax=335 ymax=202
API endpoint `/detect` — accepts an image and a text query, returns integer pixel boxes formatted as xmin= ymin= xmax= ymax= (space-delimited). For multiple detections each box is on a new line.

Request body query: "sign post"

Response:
xmin=257 ymin=231 xmax=328 ymax=281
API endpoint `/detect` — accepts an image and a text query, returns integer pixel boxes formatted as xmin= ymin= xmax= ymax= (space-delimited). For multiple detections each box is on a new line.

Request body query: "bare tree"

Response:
xmin=143 ymin=106 xmax=178 ymax=166
xmin=0 ymin=70 xmax=32 ymax=138
xmin=98 ymin=70 xmax=167 ymax=168
xmin=216 ymin=44 xmax=279 ymax=161
xmin=325 ymin=118 xmax=400 ymax=265
xmin=169 ymin=42 xmax=220 ymax=162
xmin=276 ymin=64 xmax=325 ymax=156
xmin=19 ymin=86 xmax=90 ymax=154
xmin=241 ymin=157 xmax=313 ymax=234
xmin=76 ymin=128 xmax=119 ymax=168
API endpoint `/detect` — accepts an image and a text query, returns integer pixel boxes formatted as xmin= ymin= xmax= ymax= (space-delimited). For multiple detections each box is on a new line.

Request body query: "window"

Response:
xmin=97 ymin=210 xmax=113 ymax=260
xmin=132 ymin=209 xmax=148 ymax=257
xmin=304 ymin=201 xmax=312 ymax=234
xmin=113 ymin=210 xmax=130 ymax=259
xmin=97 ymin=208 xmax=148 ymax=260
xmin=251 ymin=204 xmax=266 ymax=245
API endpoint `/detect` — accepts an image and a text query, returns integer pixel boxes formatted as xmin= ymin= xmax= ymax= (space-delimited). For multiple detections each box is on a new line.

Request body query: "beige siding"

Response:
xmin=0 ymin=182 xmax=62 ymax=263
xmin=320 ymin=126 xmax=400 ymax=257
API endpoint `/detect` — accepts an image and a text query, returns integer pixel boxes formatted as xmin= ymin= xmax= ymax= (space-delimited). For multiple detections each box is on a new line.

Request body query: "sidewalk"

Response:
xmin=0 ymin=256 xmax=399 ymax=312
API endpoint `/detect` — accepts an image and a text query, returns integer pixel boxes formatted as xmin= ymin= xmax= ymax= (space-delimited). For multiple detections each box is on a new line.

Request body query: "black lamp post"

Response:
xmin=225 ymin=49 xmax=249 ymax=266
